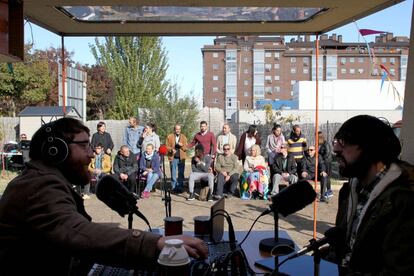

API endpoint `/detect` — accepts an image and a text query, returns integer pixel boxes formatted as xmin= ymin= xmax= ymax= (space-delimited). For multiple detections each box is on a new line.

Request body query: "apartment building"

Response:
xmin=201 ymin=34 xmax=409 ymax=120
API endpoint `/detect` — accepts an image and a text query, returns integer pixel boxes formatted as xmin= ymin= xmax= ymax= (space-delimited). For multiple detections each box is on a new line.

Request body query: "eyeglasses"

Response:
xmin=308 ymin=149 xmax=315 ymax=152
xmin=68 ymin=140 xmax=93 ymax=151
xmin=223 ymin=148 xmax=230 ymax=151
xmin=332 ymin=139 xmax=345 ymax=148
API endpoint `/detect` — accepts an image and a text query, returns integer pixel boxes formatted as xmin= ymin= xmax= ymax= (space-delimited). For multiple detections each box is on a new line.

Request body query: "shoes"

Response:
xmin=319 ymin=196 xmax=329 ymax=203
xmin=213 ymin=194 xmax=222 ymax=200
xmin=82 ymin=194 xmax=90 ymax=200
xmin=207 ymin=194 xmax=213 ymax=202
xmin=141 ymin=191 xmax=151 ymax=199
xmin=324 ymin=190 xmax=334 ymax=199
xmin=224 ymin=193 xmax=233 ymax=199
xmin=187 ymin=193 xmax=195 ymax=201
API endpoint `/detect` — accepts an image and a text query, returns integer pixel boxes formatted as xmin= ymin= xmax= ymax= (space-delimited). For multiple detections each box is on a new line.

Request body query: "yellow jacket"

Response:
xmin=88 ymin=153 xmax=112 ymax=174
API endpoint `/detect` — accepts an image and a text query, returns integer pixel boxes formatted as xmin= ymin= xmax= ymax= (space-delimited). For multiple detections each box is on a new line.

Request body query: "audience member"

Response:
xmin=216 ymin=123 xmax=237 ymax=155
xmin=235 ymin=125 xmax=261 ymax=164
xmin=91 ymin=121 xmax=114 ymax=155
xmin=187 ymin=121 xmax=217 ymax=158
xmin=287 ymin=124 xmax=307 ymax=169
xmin=328 ymin=115 xmax=414 ymax=275
xmin=140 ymin=123 xmax=160 ymax=152
xmin=240 ymin=144 xmax=269 ymax=200
xmin=123 ymin=117 xmax=144 ymax=159
xmin=300 ymin=145 xmax=330 ymax=202
xmin=139 ymin=144 xmax=162 ymax=199
xmin=318 ymin=131 xmax=333 ymax=199
xmin=0 ymin=117 xmax=207 ymax=275
xmin=85 ymin=143 xmax=112 ymax=199
xmin=187 ymin=144 xmax=214 ymax=201
xmin=270 ymin=143 xmax=298 ymax=195
xmin=113 ymin=145 xmax=138 ymax=192
xmin=265 ymin=124 xmax=285 ymax=165
xmin=165 ymin=124 xmax=188 ymax=193
xmin=214 ymin=143 xmax=241 ymax=199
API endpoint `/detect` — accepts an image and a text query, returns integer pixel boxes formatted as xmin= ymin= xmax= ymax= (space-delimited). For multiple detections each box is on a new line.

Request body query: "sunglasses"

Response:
xmin=223 ymin=148 xmax=230 ymax=150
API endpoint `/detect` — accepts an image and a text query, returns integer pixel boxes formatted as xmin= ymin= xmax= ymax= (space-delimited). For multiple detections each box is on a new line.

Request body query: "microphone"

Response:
xmin=96 ymin=175 xmax=151 ymax=230
xmin=282 ymin=227 xmax=345 ymax=263
xmin=159 ymin=144 xmax=168 ymax=156
xmin=262 ymin=180 xmax=316 ymax=217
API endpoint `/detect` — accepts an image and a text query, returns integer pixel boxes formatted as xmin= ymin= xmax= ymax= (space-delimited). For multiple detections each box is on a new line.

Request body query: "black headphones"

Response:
xmin=40 ymin=124 xmax=69 ymax=164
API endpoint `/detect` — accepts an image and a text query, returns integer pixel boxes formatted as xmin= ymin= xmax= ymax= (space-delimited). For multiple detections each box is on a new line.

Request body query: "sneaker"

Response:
xmin=187 ymin=193 xmax=195 ymax=201
xmin=141 ymin=191 xmax=151 ymax=199
xmin=82 ymin=194 xmax=90 ymax=200
xmin=224 ymin=193 xmax=233 ymax=199
xmin=207 ymin=194 xmax=213 ymax=202
xmin=325 ymin=190 xmax=334 ymax=199
xmin=213 ymin=194 xmax=222 ymax=200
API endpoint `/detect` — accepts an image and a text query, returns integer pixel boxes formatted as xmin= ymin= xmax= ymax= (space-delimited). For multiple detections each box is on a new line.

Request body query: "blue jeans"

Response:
xmin=170 ymin=158 xmax=185 ymax=190
xmin=144 ymin=172 xmax=160 ymax=192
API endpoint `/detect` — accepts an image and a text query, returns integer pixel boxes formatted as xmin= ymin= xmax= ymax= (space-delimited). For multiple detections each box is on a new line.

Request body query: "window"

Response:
xmin=265 ymin=52 xmax=272 ymax=58
xmin=212 ymin=87 xmax=219 ymax=92
xmin=381 ymin=57 xmax=387 ymax=63
xmin=244 ymin=57 xmax=249 ymax=63
xmin=226 ymin=51 xmax=236 ymax=61
xmin=265 ymin=76 xmax=272 ymax=83
xmin=212 ymin=64 xmax=219 ymax=70
xmin=243 ymin=69 xmax=249 ymax=74
xmin=244 ymin=91 xmax=249 ymax=97
xmin=265 ymin=87 xmax=272 ymax=94
xmin=226 ymin=63 xmax=236 ymax=72
xmin=265 ymin=64 xmax=272 ymax=71
xmin=358 ymin=68 xmax=364 ymax=74
xmin=291 ymin=57 xmax=296 ymax=63
xmin=349 ymin=68 xmax=355 ymax=74
xmin=390 ymin=68 xmax=396 ymax=76
xmin=290 ymin=80 xmax=296 ymax=85
xmin=244 ymin=103 xmax=249 ymax=108
xmin=372 ymin=68 xmax=379 ymax=76
xmin=402 ymin=56 xmax=408 ymax=66
xmin=350 ymin=57 xmax=355 ymax=63
xmin=290 ymin=68 xmax=296 ymax=74
xmin=340 ymin=57 xmax=346 ymax=65
xmin=244 ymin=80 xmax=249 ymax=86
xmin=256 ymin=42 xmax=263 ymax=46
xmin=303 ymin=57 xmax=309 ymax=66
xmin=274 ymin=64 xmax=280 ymax=69
xmin=303 ymin=68 xmax=309 ymax=74
xmin=358 ymin=57 xmax=364 ymax=63
xmin=274 ymin=86 xmax=280 ymax=93
xmin=341 ymin=68 xmax=347 ymax=74
xmin=274 ymin=52 xmax=280 ymax=59
xmin=254 ymin=63 xmax=264 ymax=73
xmin=390 ymin=58 xmax=395 ymax=64
xmin=213 ymin=98 xmax=219 ymax=103
xmin=213 ymin=53 xmax=219 ymax=58
xmin=274 ymin=75 xmax=280 ymax=81
xmin=213 ymin=75 xmax=218 ymax=81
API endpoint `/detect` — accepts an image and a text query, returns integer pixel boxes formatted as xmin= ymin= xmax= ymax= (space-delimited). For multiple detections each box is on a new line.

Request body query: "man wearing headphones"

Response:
xmin=0 ymin=118 xmax=207 ymax=275
xmin=328 ymin=115 xmax=414 ymax=275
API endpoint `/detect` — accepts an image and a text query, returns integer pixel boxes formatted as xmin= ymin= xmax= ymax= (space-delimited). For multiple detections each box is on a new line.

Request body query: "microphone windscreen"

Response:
xmin=159 ymin=144 xmax=168 ymax=156
xmin=96 ymin=175 xmax=136 ymax=217
xmin=271 ymin=180 xmax=316 ymax=217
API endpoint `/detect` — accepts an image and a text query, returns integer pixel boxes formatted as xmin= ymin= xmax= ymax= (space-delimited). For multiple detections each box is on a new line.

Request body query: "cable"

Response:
xmin=238 ymin=212 xmax=265 ymax=246
xmin=24 ymin=20 xmax=35 ymax=46
xmin=270 ymin=244 xmax=295 ymax=256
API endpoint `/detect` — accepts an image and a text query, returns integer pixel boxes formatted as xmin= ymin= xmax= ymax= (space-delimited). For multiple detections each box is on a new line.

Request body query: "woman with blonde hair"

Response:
xmin=240 ymin=144 xmax=269 ymax=199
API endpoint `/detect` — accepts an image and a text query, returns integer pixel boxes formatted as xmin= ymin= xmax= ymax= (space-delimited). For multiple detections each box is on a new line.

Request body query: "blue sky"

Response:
xmin=25 ymin=1 xmax=413 ymax=99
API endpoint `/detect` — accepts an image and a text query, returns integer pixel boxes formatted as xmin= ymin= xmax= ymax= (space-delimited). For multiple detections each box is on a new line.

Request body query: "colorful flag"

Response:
xmin=359 ymin=29 xmax=387 ymax=36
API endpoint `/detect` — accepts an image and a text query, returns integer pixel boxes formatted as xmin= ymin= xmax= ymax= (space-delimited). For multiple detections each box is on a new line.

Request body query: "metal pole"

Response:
xmin=61 ymin=36 xmax=66 ymax=115
xmin=313 ymin=35 xmax=320 ymax=239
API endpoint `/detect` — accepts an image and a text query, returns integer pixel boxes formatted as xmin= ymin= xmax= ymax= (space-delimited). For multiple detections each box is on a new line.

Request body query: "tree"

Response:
xmin=90 ymin=37 xmax=170 ymax=119
xmin=0 ymin=44 xmax=53 ymax=116
xmin=141 ymin=84 xmax=199 ymax=142
xmin=83 ymin=64 xmax=115 ymax=120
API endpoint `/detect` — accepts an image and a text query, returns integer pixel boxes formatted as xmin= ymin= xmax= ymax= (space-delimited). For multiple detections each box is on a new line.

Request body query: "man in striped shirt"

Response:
xmin=287 ymin=125 xmax=307 ymax=170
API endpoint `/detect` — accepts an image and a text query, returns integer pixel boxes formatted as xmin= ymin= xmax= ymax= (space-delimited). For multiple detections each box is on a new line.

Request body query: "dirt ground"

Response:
xmin=84 ymin=183 xmax=339 ymax=249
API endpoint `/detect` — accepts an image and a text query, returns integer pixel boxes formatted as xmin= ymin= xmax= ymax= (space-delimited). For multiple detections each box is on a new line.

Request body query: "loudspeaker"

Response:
xmin=41 ymin=125 xmax=69 ymax=164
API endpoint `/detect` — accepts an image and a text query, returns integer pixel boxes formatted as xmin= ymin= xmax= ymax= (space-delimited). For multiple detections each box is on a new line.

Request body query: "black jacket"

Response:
xmin=91 ymin=132 xmax=114 ymax=152
xmin=271 ymin=154 xmax=297 ymax=175
xmin=333 ymin=162 xmax=414 ymax=275
xmin=113 ymin=151 xmax=138 ymax=175
xmin=300 ymin=154 xmax=326 ymax=176
xmin=318 ymin=141 xmax=332 ymax=163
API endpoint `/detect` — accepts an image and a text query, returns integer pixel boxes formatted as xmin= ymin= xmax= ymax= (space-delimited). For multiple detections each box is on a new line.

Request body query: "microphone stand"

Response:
xmin=160 ymin=154 xmax=172 ymax=217
xmin=312 ymin=239 xmax=321 ymax=276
